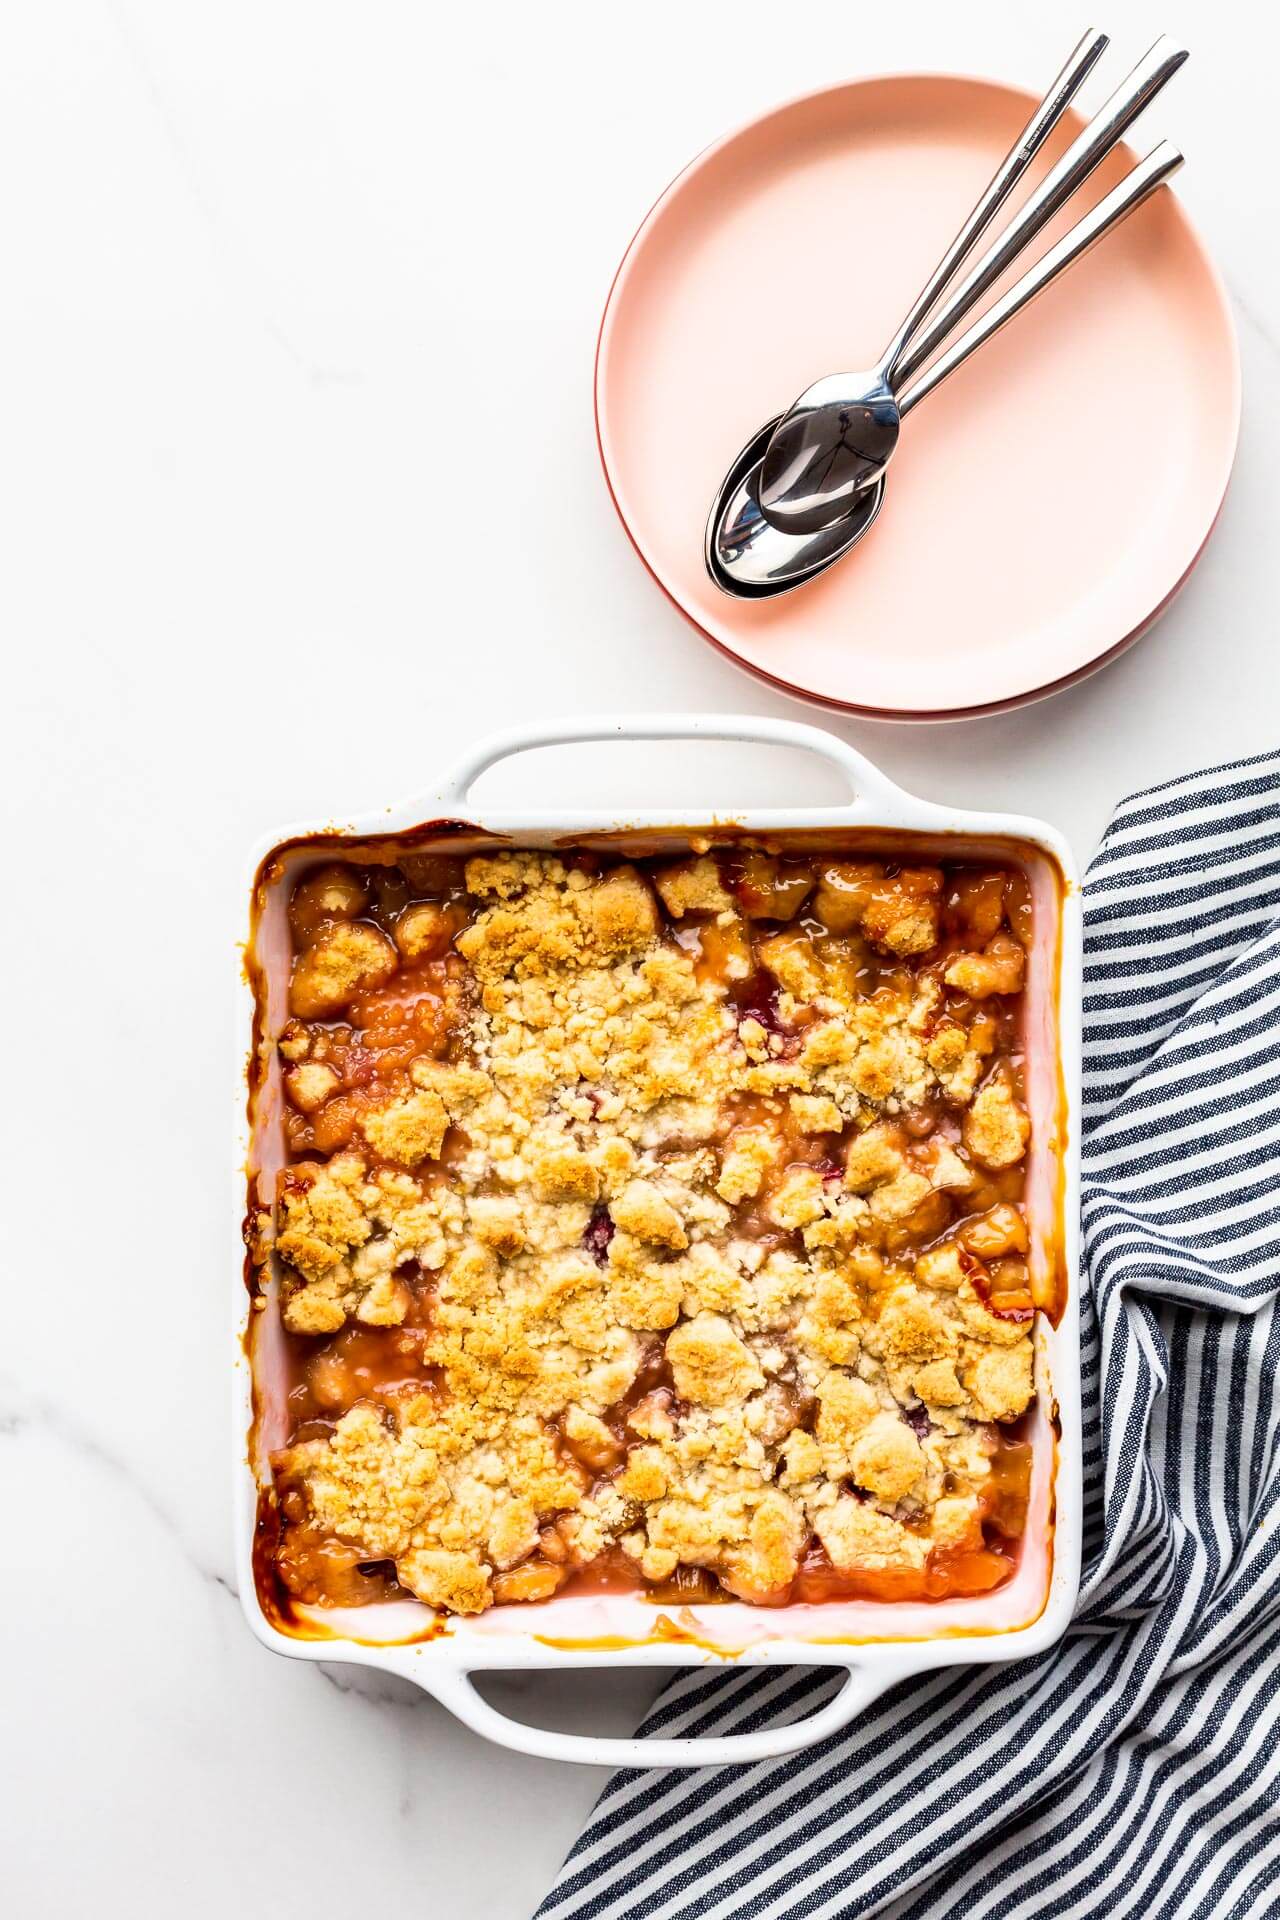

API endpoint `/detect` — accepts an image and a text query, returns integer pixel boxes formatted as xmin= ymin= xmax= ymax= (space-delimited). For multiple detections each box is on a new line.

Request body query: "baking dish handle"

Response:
xmin=418 ymin=1658 xmax=906 ymax=1769
xmin=428 ymin=713 xmax=911 ymax=814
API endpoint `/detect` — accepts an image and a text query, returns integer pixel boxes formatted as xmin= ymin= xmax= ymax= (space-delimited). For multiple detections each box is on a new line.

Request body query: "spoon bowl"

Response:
xmin=705 ymin=416 xmax=885 ymax=596
xmin=758 ymin=371 xmax=900 ymax=535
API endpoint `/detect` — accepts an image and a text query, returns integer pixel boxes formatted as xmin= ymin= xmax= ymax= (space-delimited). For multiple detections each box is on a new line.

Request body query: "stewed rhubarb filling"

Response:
xmin=257 ymin=846 xmax=1044 ymax=1618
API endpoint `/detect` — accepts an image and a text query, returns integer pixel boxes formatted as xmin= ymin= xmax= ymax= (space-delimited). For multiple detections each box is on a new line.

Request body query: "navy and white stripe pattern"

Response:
xmin=538 ymin=751 xmax=1280 ymax=1920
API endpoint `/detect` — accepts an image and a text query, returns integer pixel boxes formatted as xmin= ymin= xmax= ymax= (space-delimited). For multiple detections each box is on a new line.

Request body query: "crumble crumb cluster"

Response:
xmin=264 ymin=845 xmax=1039 ymax=1617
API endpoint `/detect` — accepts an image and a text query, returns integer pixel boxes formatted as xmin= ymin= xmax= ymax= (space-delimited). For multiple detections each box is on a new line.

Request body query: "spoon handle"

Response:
xmin=897 ymin=140 xmax=1183 ymax=418
xmin=882 ymin=29 xmax=1109 ymax=382
xmin=894 ymin=34 xmax=1188 ymax=390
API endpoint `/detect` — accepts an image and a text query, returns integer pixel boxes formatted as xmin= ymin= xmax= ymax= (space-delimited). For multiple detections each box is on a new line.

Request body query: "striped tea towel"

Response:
xmin=537 ymin=749 xmax=1280 ymax=1920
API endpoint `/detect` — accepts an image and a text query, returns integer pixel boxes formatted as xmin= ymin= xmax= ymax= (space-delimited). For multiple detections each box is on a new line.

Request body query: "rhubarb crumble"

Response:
xmin=255 ymin=846 xmax=1044 ymax=1618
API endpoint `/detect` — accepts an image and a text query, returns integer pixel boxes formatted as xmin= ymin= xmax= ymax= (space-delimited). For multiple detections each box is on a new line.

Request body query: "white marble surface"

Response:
xmin=3 ymin=2 xmax=1277 ymax=1914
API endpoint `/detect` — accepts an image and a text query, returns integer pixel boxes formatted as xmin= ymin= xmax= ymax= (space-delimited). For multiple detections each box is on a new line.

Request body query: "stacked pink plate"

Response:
xmin=596 ymin=73 xmax=1239 ymax=719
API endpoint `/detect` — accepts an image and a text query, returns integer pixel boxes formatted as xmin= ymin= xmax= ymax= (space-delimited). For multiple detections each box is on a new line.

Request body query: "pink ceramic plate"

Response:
xmin=596 ymin=74 xmax=1240 ymax=719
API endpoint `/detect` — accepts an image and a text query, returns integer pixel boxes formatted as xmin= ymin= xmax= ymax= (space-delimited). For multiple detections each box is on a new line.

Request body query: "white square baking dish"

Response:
xmin=236 ymin=714 xmax=1082 ymax=1767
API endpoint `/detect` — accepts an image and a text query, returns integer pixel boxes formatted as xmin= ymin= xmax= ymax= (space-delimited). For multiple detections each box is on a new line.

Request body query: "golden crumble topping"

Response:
xmin=260 ymin=846 xmax=1043 ymax=1618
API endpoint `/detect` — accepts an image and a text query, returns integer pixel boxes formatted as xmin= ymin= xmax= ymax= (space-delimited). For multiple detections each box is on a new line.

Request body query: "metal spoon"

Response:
xmin=706 ymin=140 xmax=1183 ymax=597
xmin=754 ymin=33 xmax=1188 ymax=537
